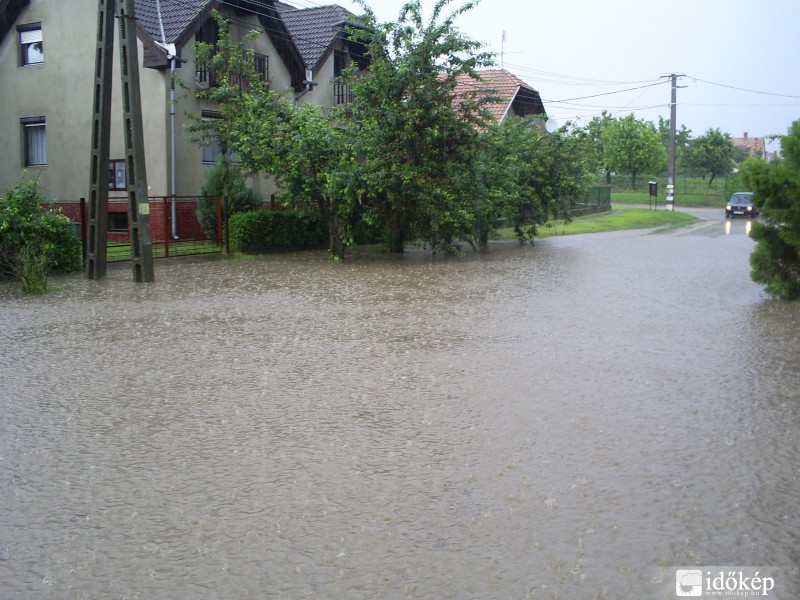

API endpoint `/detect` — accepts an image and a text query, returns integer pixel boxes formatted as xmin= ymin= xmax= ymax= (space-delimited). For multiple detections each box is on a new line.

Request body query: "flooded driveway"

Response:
xmin=1 ymin=213 xmax=798 ymax=598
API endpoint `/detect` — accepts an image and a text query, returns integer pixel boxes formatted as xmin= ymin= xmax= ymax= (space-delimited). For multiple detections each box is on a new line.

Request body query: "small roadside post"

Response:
xmin=648 ymin=181 xmax=658 ymax=210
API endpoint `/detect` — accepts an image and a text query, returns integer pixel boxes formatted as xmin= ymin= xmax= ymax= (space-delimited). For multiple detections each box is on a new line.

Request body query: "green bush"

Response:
xmin=198 ymin=156 xmax=260 ymax=242
xmin=1 ymin=176 xmax=81 ymax=292
xmin=741 ymin=120 xmax=800 ymax=300
xmin=229 ymin=209 xmax=328 ymax=253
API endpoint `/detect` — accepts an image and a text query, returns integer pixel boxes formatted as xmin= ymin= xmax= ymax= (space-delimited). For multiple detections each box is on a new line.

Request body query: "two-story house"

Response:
xmin=0 ymin=0 xmax=365 ymax=203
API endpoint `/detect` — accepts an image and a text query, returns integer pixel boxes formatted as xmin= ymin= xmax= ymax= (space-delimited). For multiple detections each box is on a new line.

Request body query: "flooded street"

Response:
xmin=1 ymin=214 xmax=798 ymax=598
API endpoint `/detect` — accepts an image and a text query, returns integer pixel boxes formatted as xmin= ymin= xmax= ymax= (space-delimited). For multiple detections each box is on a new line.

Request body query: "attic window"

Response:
xmin=19 ymin=23 xmax=43 ymax=66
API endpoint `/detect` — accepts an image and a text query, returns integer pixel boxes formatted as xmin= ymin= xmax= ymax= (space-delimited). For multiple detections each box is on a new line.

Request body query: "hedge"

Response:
xmin=228 ymin=209 xmax=328 ymax=253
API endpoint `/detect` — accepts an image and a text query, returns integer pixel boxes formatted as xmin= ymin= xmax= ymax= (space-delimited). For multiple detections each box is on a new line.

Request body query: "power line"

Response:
xmin=685 ymin=75 xmax=800 ymax=99
xmin=544 ymin=80 xmax=668 ymax=105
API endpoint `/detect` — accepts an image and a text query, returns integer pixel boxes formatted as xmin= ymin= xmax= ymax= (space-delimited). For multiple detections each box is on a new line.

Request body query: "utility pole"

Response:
xmin=86 ymin=0 xmax=114 ymax=280
xmin=87 ymin=0 xmax=154 ymax=282
xmin=666 ymin=73 xmax=678 ymax=211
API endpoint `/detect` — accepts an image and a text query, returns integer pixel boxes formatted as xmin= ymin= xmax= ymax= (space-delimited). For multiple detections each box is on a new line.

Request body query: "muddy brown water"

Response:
xmin=1 ymin=215 xmax=798 ymax=598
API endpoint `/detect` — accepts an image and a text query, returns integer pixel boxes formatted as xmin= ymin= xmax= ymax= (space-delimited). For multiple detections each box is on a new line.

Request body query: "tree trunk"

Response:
xmin=319 ymin=195 xmax=344 ymax=260
xmin=387 ymin=213 xmax=405 ymax=253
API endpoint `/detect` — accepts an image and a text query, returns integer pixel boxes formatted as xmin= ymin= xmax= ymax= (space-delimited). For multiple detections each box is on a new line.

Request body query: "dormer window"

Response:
xmin=19 ymin=23 xmax=43 ymax=66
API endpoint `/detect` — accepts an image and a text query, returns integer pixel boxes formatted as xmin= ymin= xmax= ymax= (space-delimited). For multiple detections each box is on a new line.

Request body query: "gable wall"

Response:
xmin=0 ymin=0 xmax=170 ymax=200
xmin=0 ymin=2 xmax=297 ymax=202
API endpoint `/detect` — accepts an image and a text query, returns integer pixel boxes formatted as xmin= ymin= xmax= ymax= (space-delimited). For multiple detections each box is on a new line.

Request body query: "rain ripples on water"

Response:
xmin=1 ymin=221 xmax=798 ymax=598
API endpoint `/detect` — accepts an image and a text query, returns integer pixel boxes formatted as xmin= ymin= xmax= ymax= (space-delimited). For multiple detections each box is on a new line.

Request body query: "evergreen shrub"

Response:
xmin=198 ymin=157 xmax=260 ymax=242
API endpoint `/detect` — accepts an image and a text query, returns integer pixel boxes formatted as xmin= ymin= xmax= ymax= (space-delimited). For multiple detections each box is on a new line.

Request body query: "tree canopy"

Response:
xmin=341 ymin=0 xmax=494 ymax=252
xmin=186 ymin=1 xmax=595 ymax=257
xmin=601 ymin=114 xmax=666 ymax=189
xmin=685 ymin=128 xmax=735 ymax=185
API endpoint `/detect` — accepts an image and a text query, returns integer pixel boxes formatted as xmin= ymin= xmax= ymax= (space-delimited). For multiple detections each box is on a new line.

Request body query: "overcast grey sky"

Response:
xmin=313 ymin=0 xmax=800 ymax=154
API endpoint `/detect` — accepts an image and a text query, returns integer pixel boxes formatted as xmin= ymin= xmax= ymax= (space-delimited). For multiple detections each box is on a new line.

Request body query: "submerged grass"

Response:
xmin=494 ymin=207 xmax=700 ymax=240
xmin=612 ymin=191 xmax=724 ymax=208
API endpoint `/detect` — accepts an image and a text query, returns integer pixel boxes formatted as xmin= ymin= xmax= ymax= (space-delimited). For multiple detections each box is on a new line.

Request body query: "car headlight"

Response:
xmin=726 ymin=205 xmax=731 ymax=210
xmin=746 ymin=206 xmax=752 ymax=211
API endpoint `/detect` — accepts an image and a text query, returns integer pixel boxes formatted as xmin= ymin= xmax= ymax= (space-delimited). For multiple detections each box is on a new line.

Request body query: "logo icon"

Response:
xmin=676 ymin=569 xmax=703 ymax=596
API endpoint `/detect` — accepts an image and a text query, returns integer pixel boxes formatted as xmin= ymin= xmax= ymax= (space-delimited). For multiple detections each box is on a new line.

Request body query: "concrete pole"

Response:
xmin=118 ymin=0 xmax=154 ymax=282
xmin=86 ymin=0 xmax=115 ymax=279
xmin=667 ymin=74 xmax=677 ymax=211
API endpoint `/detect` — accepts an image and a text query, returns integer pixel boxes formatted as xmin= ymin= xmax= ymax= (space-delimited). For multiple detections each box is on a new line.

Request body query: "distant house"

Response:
xmin=451 ymin=68 xmax=547 ymax=126
xmin=0 ymin=0 xmax=365 ymax=202
xmin=732 ymin=132 xmax=766 ymax=159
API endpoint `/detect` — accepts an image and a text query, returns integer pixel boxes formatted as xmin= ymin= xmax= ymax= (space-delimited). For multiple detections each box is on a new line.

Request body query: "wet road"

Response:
xmin=1 ymin=212 xmax=798 ymax=598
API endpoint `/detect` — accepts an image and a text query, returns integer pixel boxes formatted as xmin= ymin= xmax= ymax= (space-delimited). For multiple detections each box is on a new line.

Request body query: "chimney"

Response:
xmin=744 ymin=132 xmax=748 ymax=139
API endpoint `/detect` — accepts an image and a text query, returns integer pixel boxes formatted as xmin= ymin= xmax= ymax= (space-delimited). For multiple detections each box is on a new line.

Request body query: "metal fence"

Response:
xmin=54 ymin=196 xmax=223 ymax=263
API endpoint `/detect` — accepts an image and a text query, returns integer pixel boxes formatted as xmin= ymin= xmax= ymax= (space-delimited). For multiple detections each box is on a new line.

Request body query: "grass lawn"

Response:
xmin=494 ymin=207 xmax=700 ymax=240
xmin=107 ymin=240 xmax=221 ymax=261
xmin=603 ymin=173 xmax=745 ymax=208
xmin=611 ymin=191 xmax=726 ymax=208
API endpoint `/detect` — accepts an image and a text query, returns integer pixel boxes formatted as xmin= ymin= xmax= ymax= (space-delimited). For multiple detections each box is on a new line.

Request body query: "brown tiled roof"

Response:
xmin=452 ymin=69 xmax=546 ymax=123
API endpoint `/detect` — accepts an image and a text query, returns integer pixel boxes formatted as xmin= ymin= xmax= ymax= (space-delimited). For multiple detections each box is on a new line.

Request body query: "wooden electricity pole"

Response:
xmin=87 ymin=0 xmax=154 ymax=282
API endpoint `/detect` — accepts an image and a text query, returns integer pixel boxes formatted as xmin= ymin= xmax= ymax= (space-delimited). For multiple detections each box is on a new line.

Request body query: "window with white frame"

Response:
xmin=18 ymin=23 xmax=43 ymax=66
xmin=108 ymin=159 xmax=127 ymax=190
xmin=201 ymin=110 xmax=238 ymax=163
xmin=21 ymin=117 xmax=47 ymax=166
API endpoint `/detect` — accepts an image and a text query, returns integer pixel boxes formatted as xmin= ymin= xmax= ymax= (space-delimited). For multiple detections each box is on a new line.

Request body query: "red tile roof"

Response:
xmin=452 ymin=69 xmax=546 ymax=124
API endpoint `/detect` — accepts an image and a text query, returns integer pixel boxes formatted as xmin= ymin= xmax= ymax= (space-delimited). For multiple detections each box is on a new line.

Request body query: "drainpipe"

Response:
xmin=169 ymin=54 xmax=178 ymax=240
xmin=155 ymin=0 xmax=180 ymax=239
xmin=164 ymin=50 xmax=187 ymax=240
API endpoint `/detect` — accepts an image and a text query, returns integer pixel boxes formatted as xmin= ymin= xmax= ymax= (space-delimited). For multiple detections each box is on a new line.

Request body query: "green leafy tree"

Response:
xmin=342 ymin=0 xmax=494 ymax=252
xmin=685 ymin=128 xmax=735 ymax=186
xmin=0 ymin=175 xmax=81 ymax=293
xmin=657 ymin=116 xmax=692 ymax=173
xmin=189 ymin=12 xmax=351 ymax=258
xmin=584 ymin=111 xmax=614 ymax=183
xmin=732 ymin=145 xmax=751 ymax=165
xmin=479 ymin=118 xmax=591 ymax=243
xmin=187 ymin=11 xmax=292 ymax=180
xmin=602 ymin=114 xmax=666 ymax=189
xmin=278 ymin=104 xmax=353 ymax=259
xmin=740 ymin=120 xmax=800 ymax=300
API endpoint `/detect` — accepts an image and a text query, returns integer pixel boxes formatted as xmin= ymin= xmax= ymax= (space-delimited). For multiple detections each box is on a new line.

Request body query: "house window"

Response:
xmin=195 ymin=18 xmax=218 ymax=87
xmin=201 ymin=111 xmax=223 ymax=163
xmin=201 ymin=110 xmax=238 ymax=164
xmin=19 ymin=23 xmax=43 ymax=66
xmin=333 ymin=50 xmax=347 ymax=77
xmin=21 ymin=117 xmax=46 ymax=166
xmin=108 ymin=159 xmax=127 ymax=190
xmin=108 ymin=212 xmax=129 ymax=232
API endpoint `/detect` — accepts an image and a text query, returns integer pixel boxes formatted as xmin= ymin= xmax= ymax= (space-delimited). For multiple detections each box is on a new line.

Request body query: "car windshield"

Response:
xmin=730 ymin=193 xmax=753 ymax=204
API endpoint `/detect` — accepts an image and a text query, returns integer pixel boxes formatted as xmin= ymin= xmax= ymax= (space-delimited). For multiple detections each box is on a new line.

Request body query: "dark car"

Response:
xmin=726 ymin=192 xmax=757 ymax=218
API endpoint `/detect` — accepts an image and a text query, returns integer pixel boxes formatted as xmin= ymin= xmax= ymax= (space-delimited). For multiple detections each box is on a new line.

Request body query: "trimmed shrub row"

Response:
xmin=229 ymin=209 xmax=328 ymax=253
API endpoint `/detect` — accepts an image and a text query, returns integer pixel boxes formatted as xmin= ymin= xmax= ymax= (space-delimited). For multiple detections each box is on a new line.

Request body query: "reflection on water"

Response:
xmin=726 ymin=218 xmax=753 ymax=236
xmin=1 ymin=222 xmax=798 ymax=598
